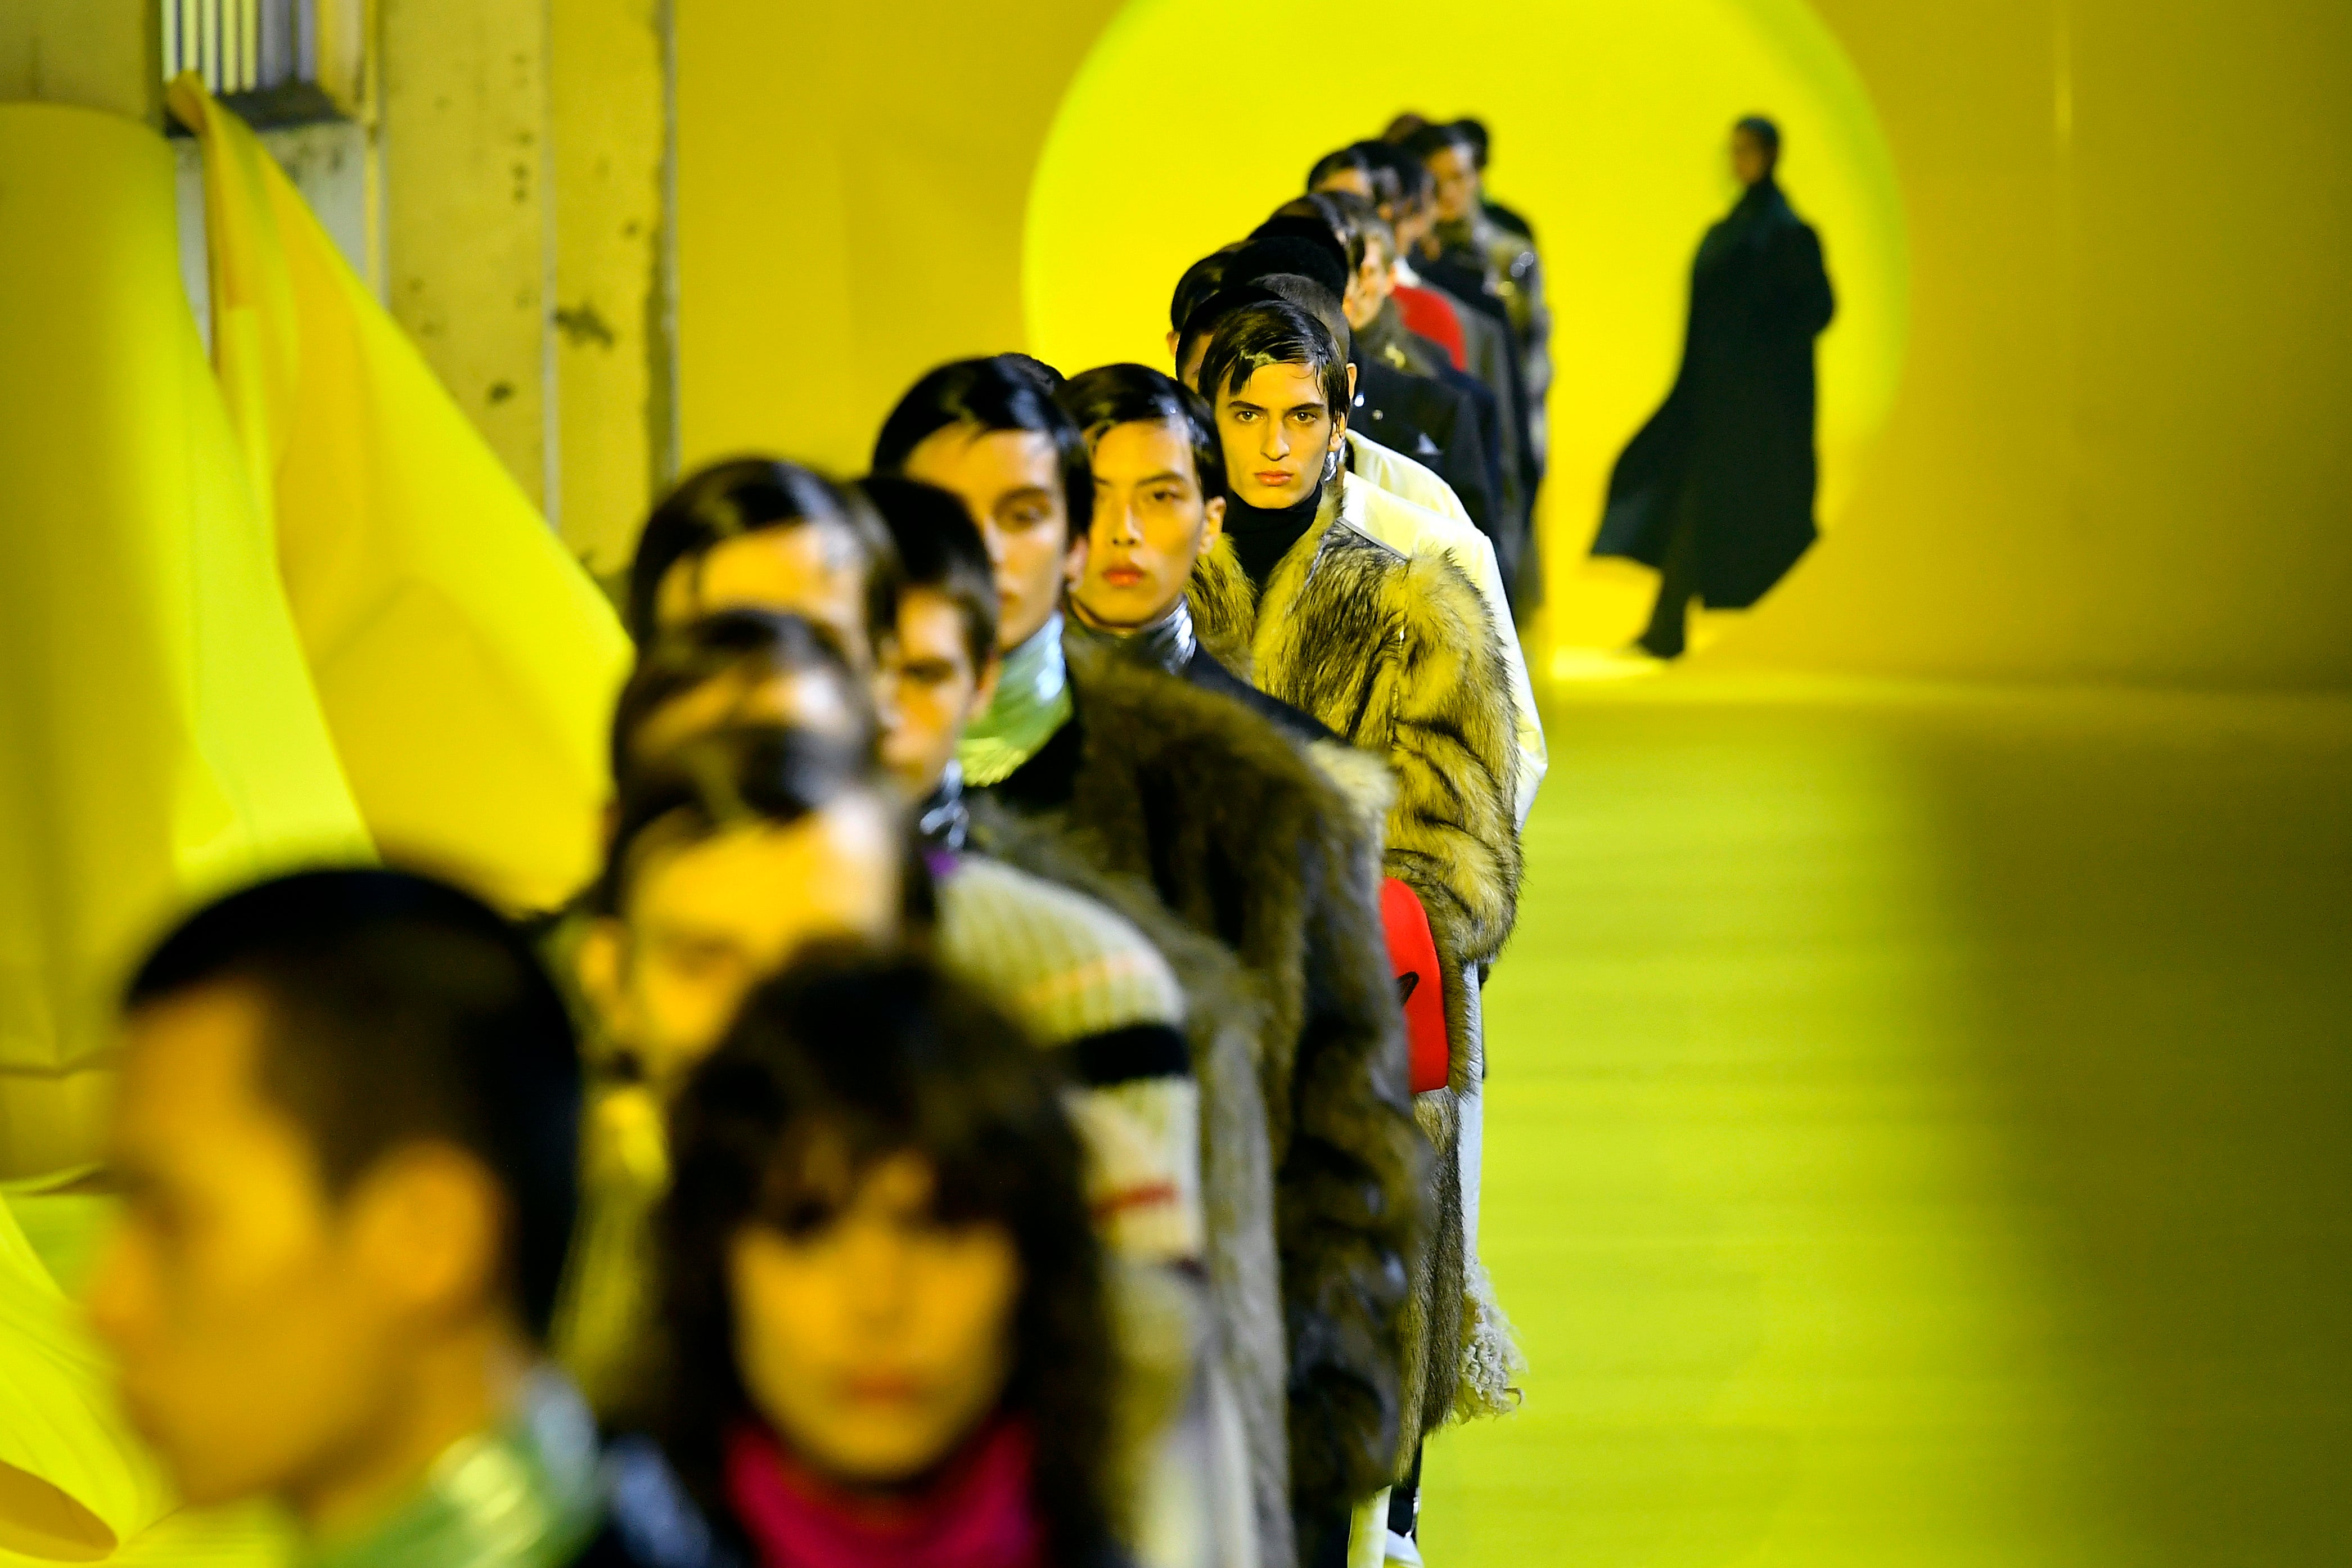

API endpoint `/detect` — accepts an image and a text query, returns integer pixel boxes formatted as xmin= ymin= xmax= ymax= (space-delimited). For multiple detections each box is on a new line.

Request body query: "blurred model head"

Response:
xmin=660 ymin=949 xmax=1116 ymax=1560
xmin=630 ymin=458 xmax=899 ymax=675
xmin=871 ymin=357 xmax=1091 ymax=655
xmin=860 ymin=476 xmax=1004 ymax=802
xmin=1733 ymin=115 xmax=1782 ymax=188
xmin=91 ymin=870 xmax=581 ymax=1533
xmin=579 ymin=726 xmax=920 ymax=1096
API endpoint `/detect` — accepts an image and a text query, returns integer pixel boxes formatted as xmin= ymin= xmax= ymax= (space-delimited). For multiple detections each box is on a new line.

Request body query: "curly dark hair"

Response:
xmin=656 ymin=948 xmax=1120 ymax=1564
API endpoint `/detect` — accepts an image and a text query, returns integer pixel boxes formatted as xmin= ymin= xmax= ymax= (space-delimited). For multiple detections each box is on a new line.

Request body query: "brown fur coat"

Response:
xmin=1191 ymin=485 xmax=1525 ymax=1452
xmin=970 ymin=643 xmax=1429 ymax=1538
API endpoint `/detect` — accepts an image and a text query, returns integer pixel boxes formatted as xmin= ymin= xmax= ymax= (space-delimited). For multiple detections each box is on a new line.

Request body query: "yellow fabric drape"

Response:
xmin=0 ymin=103 xmax=371 ymax=1180
xmin=168 ymin=76 xmax=632 ymax=912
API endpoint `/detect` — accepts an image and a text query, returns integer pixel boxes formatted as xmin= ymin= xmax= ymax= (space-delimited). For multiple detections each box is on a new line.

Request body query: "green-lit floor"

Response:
xmin=1418 ymin=677 xmax=2352 ymax=1565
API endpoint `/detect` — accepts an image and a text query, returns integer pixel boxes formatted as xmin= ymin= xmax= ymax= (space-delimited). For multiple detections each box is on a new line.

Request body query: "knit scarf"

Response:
xmin=722 ymin=1420 xmax=1042 ymax=1568
xmin=1065 ymin=596 xmax=1195 ymax=678
xmin=957 ymin=614 xmax=1072 ymax=787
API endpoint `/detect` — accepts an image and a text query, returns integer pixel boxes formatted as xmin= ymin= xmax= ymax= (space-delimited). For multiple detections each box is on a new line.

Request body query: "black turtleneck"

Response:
xmin=1223 ymin=485 xmax=1322 ymax=592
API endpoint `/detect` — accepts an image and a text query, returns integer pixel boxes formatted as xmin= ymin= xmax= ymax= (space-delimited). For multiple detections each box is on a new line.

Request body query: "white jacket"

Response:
xmin=1345 ymin=431 xmax=1547 ymax=826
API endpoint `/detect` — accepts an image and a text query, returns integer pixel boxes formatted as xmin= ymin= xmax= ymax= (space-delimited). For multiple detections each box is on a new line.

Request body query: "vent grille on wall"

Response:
xmin=161 ymin=0 xmax=366 ymax=124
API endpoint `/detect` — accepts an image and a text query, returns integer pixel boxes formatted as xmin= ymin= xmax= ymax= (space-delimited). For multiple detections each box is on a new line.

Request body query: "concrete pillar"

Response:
xmin=379 ymin=0 xmax=557 ymax=510
xmin=550 ymin=0 xmax=677 ymax=575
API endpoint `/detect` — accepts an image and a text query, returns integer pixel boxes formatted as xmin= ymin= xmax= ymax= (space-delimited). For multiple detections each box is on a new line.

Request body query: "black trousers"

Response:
xmin=1638 ymin=492 xmax=1701 ymax=658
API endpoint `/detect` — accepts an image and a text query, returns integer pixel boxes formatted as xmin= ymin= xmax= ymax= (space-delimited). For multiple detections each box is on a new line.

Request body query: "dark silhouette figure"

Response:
xmin=1596 ymin=116 xmax=1835 ymax=657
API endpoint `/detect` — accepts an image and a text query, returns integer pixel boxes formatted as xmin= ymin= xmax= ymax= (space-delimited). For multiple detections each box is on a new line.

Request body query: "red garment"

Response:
xmin=723 ymin=1419 xmax=1044 ymax=1568
xmin=1380 ymin=877 xmax=1450 ymax=1094
xmin=1393 ymin=283 xmax=1468 ymax=372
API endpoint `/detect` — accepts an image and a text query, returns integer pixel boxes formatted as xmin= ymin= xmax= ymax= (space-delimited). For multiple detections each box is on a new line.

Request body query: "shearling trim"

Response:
xmin=1305 ymin=738 xmax=1395 ymax=839
xmin=1189 ymin=534 xmax=1259 ymax=677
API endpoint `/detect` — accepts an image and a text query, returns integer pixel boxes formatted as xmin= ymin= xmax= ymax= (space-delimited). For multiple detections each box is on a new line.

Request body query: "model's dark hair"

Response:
xmin=1403 ymin=120 xmax=1476 ymax=166
xmin=1452 ymin=116 xmax=1492 ymax=169
xmin=629 ymin=458 xmax=899 ymax=647
xmin=610 ymin=610 xmax=876 ymax=783
xmin=1363 ymin=139 xmax=1432 ymax=208
xmin=1252 ymin=273 xmax=1353 ymax=363
xmin=1195 ymin=297 xmax=1351 ymax=431
xmin=870 ymin=357 xmax=1093 ymax=544
xmin=1055 ymin=364 xmax=1225 ymax=508
xmin=1307 ymin=144 xmax=1370 ymax=195
xmin=1169 ymin=249 xmax=1234 ymax=336
xmin=660 ymin=949 xmax=1119 ymax=1562
xmin=599 ymin=726 xmax=929 ymax=932
xmin=860 ymin=475 xmax=999 ymax=672
xmin=1736 ymin=114 xmax=1782 ymax=156
xmin=1264 ymin=196 xmax=1364 ymax=274
xmin=124 ymin=868 xmax=581 ymax=1339
xmin=1240 ymin=220 xmax=1351 ymax=294
xmin=1381 ymin=111 xmax=1430 ymax=143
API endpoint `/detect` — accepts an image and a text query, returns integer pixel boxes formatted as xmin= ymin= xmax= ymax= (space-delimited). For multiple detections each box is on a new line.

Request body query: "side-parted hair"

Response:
xmin=1169 ymin=250 xmax=1234 ymax=336
xmin=870 ymin=357 xmax=1094 ymax=544
xmin=628 ymin=459 xmax=899 ymax=645
xmin=1736 ymin=114 xmax=1782 ymax=156
xmin=1363 ymin=139 xmax=1434 ymax=209
xmin=124 ymin=869 xmax=582 ymax=1339
xmin=660 ymin=950 xmax=1117 ymax=1564
xmin=1195 ymin=298 xmax=1352 ymax=431
xmin=1453 ymin=116 xmax=1492 ymax=170
xmin=610 ymin=610 xmax=876 ymax=783
xmin=598 ymin=725 xmax=931 ymax=931
xmin=1253 ymin=273 xmax=1354 ymax=364
xmin=1319 ymin=189 xmax=1390 ymax=265
xmin=859 ymin=476 xmax=999 ymax=672
xmin=1403 ymin=120 xmax=1476 ymax=166
xmin=1054 ymin=364 xmax=1226 ymax=507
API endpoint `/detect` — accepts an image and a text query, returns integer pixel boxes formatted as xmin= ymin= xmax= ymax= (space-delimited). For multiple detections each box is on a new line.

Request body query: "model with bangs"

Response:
xmin=652 ymin=949 xmax=1125 ymax=1567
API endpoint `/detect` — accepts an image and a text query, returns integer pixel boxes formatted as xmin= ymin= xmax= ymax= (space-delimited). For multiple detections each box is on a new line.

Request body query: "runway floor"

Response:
xmin=1418 ymin=674 xmax=2352 ymax=1565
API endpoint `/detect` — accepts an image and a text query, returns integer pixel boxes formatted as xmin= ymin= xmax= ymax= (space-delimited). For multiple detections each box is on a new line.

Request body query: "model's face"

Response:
xmin=1731 ymin=128 xmax=1774 ymax=188
xmin=1425 ymin=143 xmax=1479 ymax=224
xmin=1391 ymin=191 xmax=1437 ymax=256
xmin=1311 ymin=167 xmax=1372 ymax=201
xmin=884 ymin=588 xmax=998 ymax=800
xmin=1344 ymin=242 xmax=1392 ymax=331
xmin=1071 ymin=419 xmax=1224 ymax=633
xmin=88 ymin=989 xmax=498 ymax=1515
xmin=902 ymin=426 xmax=1080 ymax=652
xmin=729 ymin=1152 xmax=1018 ymax=1488
xmin=655 ymin=522 xmax=875 ymax=672
xmin=580 ymin=804 xmax=903 ymax=1094
xmin=1214 ymin=363 xmax=1344 ymax=510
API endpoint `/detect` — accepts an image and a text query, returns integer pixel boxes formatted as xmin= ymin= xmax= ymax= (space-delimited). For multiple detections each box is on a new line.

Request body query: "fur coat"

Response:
xmin=1190 ymin=480 xmax=1526 ymax=1456
xmin=970 ymin=643 xmax=1428 ymax=1542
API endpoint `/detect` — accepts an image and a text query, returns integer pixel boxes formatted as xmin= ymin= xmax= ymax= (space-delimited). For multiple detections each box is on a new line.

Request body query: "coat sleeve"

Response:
xmin=1275 ymin=812 xmax=1431 ymax=1509
xmin=1376 ymin=554 xmax=1525 ymax=968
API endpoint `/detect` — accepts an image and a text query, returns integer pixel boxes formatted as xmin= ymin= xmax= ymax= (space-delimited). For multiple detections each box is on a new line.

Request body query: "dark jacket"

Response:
xmin=976 ymin=646 xmax=1428 ymax=1519
xmin=1593 ymin=178 xmax=1835 ymax=608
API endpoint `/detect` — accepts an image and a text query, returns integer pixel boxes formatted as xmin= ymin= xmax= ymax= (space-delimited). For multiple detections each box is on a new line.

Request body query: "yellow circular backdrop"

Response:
xmin=1024 ymin=0 xmax=1908 ymax=661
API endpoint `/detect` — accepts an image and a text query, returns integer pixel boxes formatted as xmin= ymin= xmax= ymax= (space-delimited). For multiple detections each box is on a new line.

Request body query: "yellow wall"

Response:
xmin=678 ymin=0 xmax=2352 ymax=687
xmin=676 ymin=2 xmax=1118 ymax=475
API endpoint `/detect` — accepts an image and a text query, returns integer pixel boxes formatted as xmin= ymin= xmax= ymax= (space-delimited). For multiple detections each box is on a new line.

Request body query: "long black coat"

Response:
xmin=1594 ymin=179 xmax=1835 ymax=608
